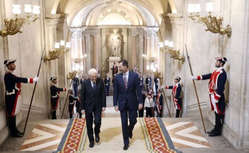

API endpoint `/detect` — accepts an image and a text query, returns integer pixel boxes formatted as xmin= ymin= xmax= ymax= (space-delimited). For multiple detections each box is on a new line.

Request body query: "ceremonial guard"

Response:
xmin=111 ymin=62 xmax=119 ymax=78
xmin=192 ymin=57 xmax=227 ymax=137
xmin=68 ymin=89 xmax=78 ymax=119
xmin=139 ymin=73 xmax=144 ymax=88
xmin=164 ymin=76 xmax=182 ymax=118
xmin=72 ymin=76 xmax=82 ymax=118
xmin=50 ymin=76 xmax=66 ymax=119
xmin=145 ymin=75 xmax=152 ymax=90
xmin=72 ymin=76 xmax=79 ymax=96
xmin=104 ymin=75 xmax=111 ymax=96
xmin=138 ymin=73 xmax=145 ymax=117
xmin=4 ymin=59 xmax=38 ymax=137
xmin=155 ymin=89 xmax=163 ymax=117
xmin=153 ymin=77 xmax=160 ymax=95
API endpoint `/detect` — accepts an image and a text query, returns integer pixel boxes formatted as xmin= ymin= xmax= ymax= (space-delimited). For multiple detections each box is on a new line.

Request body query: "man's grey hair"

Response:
xmin=88 ymin=68 xmax=98 ymax=76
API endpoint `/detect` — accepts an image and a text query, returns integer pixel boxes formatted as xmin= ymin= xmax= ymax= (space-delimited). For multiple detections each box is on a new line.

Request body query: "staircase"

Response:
xmin=0 ymin=104 xmax=247 ymax=153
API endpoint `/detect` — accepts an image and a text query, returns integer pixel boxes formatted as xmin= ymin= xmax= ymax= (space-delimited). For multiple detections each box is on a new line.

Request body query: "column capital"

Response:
xmin=81 ymin=28 xmax=100 ymax=36
xmin=70 ymin=27 xmax=86 ymax=33
xmin=45 ymin=14 xmax=66 ymax=26
xmin=144 ymin=27 xmax=159 ymax=37
xmin=167 ymin=13 xmax=184 ymax=24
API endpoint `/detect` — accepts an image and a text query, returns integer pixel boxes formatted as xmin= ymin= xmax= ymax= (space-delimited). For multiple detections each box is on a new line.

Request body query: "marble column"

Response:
xmin=131 ymin=28 xmax=138 ymax=69
xmin=90 ymin=29 xmax=101 ymax=70
xmin=85 ymin=33 xmax=91 ymax=71
xmin=45 ymin=15 xmax=63 ymax=81
xmin=139 ymin=31 xmax=144 ymax=74
xmin=56 ymin=15 xmax=67 ymax=88
xmin=45 ymin=14 xmax=67 ymax=116
xmin=0 ymin=0 xmax=6 ymax=107
xmin=144 ymin=27 xmax=160 ymax=75
xmin=168 ymin=14 xmax=188 ymax=113
xmin=130 ymin=28 xmax=145 ymax=73
xmin=82 ymin=32 xmax=87 ymax=74
xmin=70 ymin=28 xmax=85 ymax=72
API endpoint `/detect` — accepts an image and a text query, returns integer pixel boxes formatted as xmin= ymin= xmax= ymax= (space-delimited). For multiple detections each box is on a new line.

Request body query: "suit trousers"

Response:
xmin=85 ymin=107 xmax=102 ymax=143
xmin=76 ymin=100 xmax=82 ymax=118
xmin=68 ymin=103 xmax=74 ymax=118
xmin=120 ymin=103 xmax=137 ymax=145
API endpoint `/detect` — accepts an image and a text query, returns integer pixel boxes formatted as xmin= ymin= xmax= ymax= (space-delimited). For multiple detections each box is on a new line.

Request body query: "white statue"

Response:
xmin=110 ymin=30 xmax=122 ymax=57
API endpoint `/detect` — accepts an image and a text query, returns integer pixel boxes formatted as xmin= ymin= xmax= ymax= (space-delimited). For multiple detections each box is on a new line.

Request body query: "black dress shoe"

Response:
xmin=89 ymin=141 xmax=94 ymax=148
xmin=128 ymin=129 xmax=133 ymax=139
xmin=207 ymin=129 xmax=215 ymax=134
xmin=123 ymin=144 xmax=129 ymax=150
xmin=95 ymin=135 xmax=100 ymax=143
xmin=11 ymin=132 xmax=23 ymax=137
xmin=208 ymin=132 xmax=221 ymax=137
xmin=17 ymin=131 xmax=24 ymax=136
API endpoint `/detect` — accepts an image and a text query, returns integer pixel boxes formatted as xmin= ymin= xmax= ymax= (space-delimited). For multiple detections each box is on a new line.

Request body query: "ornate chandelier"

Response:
xmin=0 ymin=4 xmax=40 ymax=37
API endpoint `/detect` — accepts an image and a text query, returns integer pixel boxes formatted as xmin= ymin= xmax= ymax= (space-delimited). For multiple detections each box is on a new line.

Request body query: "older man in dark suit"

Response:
xmin=80 ymin=68 xmax=106 ymax=148
xmin=113 ymin=60 xmax=143 ymax=150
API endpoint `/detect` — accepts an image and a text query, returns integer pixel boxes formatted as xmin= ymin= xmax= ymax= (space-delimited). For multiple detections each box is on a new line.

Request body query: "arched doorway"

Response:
xmin=68 ymin=0 xmax=161 ymax=78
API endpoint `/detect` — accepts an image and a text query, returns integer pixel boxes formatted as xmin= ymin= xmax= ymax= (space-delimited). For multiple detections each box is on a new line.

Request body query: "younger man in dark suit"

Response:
xmin=113 ymin=60 xmax=143 ymax=150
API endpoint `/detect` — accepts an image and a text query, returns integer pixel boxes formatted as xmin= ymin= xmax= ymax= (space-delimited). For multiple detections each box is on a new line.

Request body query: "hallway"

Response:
xmin=1 ymin=0 xmax=249 ymax=152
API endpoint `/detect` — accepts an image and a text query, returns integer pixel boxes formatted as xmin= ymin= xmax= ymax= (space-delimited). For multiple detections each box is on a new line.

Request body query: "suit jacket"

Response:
xmin=113 ymin=71 xmax=142 ymax=111
xmin=80 ymin=78 xmax=106 ymax=112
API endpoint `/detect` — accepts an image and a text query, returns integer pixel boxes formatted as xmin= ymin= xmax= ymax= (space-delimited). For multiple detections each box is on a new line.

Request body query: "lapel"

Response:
xmin=95 ymin=79 xmax=99 ymax=89
xmin=127 ymin=71 xmax=132 ymax=89
xmin=88 ymin=79 xmax=94 ymax=90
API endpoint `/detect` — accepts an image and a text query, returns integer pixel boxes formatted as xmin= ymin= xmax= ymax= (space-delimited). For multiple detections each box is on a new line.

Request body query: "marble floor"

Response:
xmin=0 ymin=109 xmax=248 ymax=153
xmin=164 ymin=120 xmax=210 ymax=149
xmin=19 ymin=120 xmax=68 ymax=151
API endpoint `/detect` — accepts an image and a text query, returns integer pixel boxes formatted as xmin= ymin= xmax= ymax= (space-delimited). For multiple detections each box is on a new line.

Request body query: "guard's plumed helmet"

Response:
xmin=216 ymin=57 xmax=227 ymax=65
xmin=50 ymin=76 xmax=57 ymax=81
xmin=4 ymin=59 xmax=16 ymax=66
xmin=174 ymin=76 xmax=181 ymax=82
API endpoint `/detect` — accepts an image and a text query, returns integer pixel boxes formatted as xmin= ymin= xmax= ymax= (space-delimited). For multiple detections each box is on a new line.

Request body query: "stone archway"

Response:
xmin=68 ymin=0 xmax=165 ymax=77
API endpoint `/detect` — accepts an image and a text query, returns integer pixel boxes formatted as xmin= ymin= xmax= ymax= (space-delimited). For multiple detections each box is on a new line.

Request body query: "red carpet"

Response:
xmin=140 ymin=117 xmax=180 ymax=153
xmin=56 ymin=118 xmax=87 ymax=153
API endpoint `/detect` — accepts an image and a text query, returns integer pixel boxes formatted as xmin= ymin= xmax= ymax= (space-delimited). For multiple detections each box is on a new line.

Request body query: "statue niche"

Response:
xmin=108 ymin=29 xmax=123 ymax=57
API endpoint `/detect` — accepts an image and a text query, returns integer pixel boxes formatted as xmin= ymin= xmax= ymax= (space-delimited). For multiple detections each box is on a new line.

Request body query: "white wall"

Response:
xmin=164 ymin=0 xmax=249 ymax=149
xmin=0 ymin=0 xmax=49 ymax=145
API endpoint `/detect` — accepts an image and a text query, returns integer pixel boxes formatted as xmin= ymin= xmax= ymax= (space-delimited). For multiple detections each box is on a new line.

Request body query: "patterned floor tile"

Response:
xmin=20 ymin=121 xmax=68 ymax=151
xmin=164 ymin=121 xmax=210 ymax=149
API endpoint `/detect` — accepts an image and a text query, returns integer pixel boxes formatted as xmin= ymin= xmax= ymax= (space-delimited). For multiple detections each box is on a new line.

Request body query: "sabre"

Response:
xmin=161 ymin=89 xmax=172 ymax=117
xmin=23 ymin=49 xmax=45 ymax=134
xmin=61 ymin=81 xmax=73 ymax=119
xmin=185 ymin=45 xmax=206 ymax=133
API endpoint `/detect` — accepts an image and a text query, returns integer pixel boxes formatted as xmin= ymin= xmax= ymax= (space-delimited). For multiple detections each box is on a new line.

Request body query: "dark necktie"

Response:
xmin=93 ymin=82 xmax=96 ymax=88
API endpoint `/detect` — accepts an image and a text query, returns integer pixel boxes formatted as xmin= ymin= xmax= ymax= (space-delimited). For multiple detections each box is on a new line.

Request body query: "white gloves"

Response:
xmin=34 ymin=76 xmax=39 ymax=82
xmin=191 ymin=76 xmax=197 ymax=80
